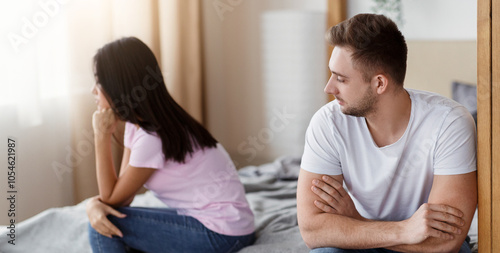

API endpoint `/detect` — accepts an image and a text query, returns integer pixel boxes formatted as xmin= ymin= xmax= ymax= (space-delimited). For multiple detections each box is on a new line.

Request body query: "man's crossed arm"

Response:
xmin=297 ymin=169 xmax=477 ymax=253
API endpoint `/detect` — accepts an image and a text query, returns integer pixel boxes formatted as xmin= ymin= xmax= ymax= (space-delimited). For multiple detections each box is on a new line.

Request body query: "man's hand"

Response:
xmin=86 ymin=196 xmax=126 ymax=238
xmin=310 ymin=175 xmax=363 ymax=220
xmin=399 ymin=203 xmax=465 ymax=245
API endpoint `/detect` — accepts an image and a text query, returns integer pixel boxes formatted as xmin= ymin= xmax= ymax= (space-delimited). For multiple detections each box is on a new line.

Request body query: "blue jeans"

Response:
xmin=88 ymin=207 xmax=255 ymax=253
xmin=310 ymin=237 xmax=471 ymax=253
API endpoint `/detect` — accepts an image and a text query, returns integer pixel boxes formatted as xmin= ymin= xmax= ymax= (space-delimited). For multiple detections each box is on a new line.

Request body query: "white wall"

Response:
xmin=203 ymin=0 xmax=477 ymax=168
xmin=202 ymin=0 xmax=328 ymax=167
xmin=347 ymin=0 xmax=477 ymax=40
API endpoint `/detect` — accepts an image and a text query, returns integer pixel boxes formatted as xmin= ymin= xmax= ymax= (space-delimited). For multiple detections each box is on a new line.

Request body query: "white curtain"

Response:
xmin=0 ymin=0 xmax=80 ymax=226
xmin=0 ymin=0 xmax=205 ymax=225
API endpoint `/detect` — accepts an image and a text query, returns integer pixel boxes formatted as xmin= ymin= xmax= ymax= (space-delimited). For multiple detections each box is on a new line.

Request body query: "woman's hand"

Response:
xmin=86 ymin=196 xmax=126 ymax=238
xmin=311 ymin=175 xmax=364 ymax=220
xmin=92 ymin=108 xmax=117 ymax=138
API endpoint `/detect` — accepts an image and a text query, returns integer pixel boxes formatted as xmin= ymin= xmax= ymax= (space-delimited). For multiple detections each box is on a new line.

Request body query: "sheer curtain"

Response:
xmin=0 ymin=0 xmax=204 ymax=224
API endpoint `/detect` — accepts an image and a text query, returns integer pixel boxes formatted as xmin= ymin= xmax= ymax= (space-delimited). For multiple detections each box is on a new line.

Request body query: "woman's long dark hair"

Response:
xmin=93 ymin=37 xmax=217 ymax=163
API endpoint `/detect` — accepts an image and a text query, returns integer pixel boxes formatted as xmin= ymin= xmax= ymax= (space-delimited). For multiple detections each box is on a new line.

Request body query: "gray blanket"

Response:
xmin=0 ymin=155 xmax=478 ymax=252
xmin=0 ymin=156 xmax=308 ymax=253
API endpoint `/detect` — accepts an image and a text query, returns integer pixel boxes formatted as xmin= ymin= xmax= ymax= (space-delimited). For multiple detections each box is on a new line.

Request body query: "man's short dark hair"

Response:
xmin=327 ymin=14 xmax=408 ymax=86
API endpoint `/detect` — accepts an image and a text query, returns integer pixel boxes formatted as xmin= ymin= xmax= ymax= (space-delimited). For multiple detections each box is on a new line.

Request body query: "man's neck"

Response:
xmin=364 ymin=88 xmax=411 ymax=147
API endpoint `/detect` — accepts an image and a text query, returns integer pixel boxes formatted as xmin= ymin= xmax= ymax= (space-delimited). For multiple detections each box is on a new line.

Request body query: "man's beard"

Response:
xmin=340 ymin=87 xmax=377 ymax=117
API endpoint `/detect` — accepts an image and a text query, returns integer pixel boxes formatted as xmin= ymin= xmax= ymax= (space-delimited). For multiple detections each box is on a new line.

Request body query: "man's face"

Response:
xmin=324 ymin=46 xmax=377 ymax=117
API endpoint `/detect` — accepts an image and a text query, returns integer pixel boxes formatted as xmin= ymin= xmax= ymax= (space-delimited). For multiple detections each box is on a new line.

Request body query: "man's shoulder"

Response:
xmin=312 ymin=100 xmax=354 ymax=124
xmin=317 ymin=99 xmax=342 ymax=114
xmin=408 ymin=89 xmax=462 ymax=109
xmin=408 ymin=89 xmax=475 ymax=137
xmin=408 ymin=89 xmax=470 ymax=117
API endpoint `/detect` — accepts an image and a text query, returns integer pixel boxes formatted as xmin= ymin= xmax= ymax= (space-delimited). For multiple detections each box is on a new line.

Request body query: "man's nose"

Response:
xmin=324 ymin=75 xmax=338 ymax=95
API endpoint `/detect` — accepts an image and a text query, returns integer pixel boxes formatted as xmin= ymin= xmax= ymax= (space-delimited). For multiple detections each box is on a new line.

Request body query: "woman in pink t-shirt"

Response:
xmin=86 ymin=37 xmax=255 ymax=253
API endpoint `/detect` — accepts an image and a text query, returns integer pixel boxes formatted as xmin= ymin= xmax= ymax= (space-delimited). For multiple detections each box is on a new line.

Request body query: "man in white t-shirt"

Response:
xmin=297 ymin=14 xmax=477 ymax=253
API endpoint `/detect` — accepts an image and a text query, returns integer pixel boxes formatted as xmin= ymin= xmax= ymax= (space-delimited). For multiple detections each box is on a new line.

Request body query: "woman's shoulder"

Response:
xmin=124 ymin=122 xmax=161 ymax=149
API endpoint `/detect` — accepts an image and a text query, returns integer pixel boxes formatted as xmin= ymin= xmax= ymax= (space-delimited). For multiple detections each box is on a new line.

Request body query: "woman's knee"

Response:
xmin=87 ymin=222 xmax=97 ymax=238
xmin=87 ymin=222 xmax=100 ymax=250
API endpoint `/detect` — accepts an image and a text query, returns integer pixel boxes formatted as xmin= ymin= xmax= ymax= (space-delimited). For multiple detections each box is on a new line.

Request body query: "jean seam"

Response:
xmin=94 ymin=227 xmax=102 ymax=253
xmin=225 ymin=239 xmax=242 ymax=253
xmin=103 ymin=209 xmax=246 ymax=252
xmin=117 ymin=207 xmax=209 ymax=234
xmin=128 ymin=214 xmax=207 ymax=234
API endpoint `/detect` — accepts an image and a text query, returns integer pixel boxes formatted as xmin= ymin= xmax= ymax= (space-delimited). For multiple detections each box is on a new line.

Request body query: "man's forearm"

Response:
xmin=300 ymin=212 xmax=404 ymax=249
xmin=298 ymin=170 xmax=406 ymax=249
xmin=306 ymin=172 xmax=472 ymax=252
xmin=349 ymin=215 xmax=462 ymax=253
xmin=387 ymin=237 xmax=460 ymax=253
xmin=302 ymin=213 xmax=462 ymax=253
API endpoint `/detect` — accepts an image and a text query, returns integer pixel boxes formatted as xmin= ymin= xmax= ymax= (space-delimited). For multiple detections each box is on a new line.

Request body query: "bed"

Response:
xmin=0 ymin=156 xmax=308 ymax=253
xmin=0 ymin=155 xmax=478 ymax=253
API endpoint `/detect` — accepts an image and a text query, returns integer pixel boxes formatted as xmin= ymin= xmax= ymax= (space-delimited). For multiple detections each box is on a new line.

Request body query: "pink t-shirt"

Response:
xmin=124 ymin=122 xmax=255 ymax=236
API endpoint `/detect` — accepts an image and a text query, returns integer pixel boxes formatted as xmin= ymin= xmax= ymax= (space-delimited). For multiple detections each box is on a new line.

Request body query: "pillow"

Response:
xmin=452 ymin=81 xmax=477 ymax=124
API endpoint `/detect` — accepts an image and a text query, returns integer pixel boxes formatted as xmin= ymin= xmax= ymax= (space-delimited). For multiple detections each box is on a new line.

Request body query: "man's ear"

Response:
xmin=372 ymin=74 xmax=389 ymax=95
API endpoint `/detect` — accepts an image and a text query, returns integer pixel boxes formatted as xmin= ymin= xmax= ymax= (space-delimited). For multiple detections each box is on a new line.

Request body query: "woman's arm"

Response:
xmin=93 ymin=109 xmax=155 ymax=207
xmin=118 ymin=148 xmax=135 ymax=206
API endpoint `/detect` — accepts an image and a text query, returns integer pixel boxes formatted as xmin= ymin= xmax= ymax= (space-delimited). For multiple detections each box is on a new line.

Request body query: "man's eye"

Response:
xmin=337 ymin=77 xmax=345 ymax=83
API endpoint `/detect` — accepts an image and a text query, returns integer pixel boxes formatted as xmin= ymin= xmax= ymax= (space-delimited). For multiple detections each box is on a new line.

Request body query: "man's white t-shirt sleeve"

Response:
xmin=301 ymin=106 xmax=342 ymax=175
xmin=434 ymin=106 xmax=477 ymax=175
